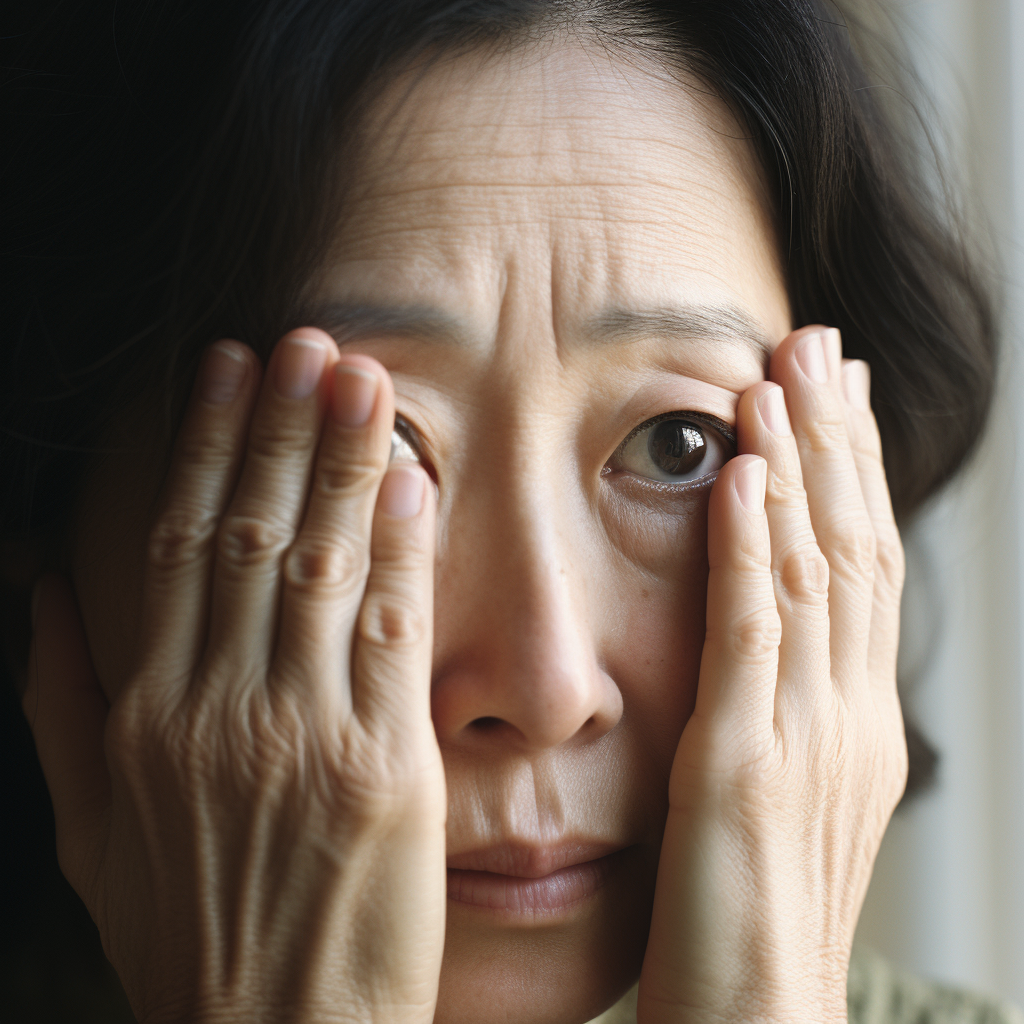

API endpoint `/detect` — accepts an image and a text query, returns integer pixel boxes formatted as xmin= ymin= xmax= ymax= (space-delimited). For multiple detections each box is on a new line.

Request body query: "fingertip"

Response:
xmin=842 ymin=359 xmax=872 ymax=410
xmin=378 ymin=464 xmax=426 ymax=519
xmin=732 ymin=454 xmax=767 ymax=515
xmin=332 ymin=362 xmax=381 ymax=428
xmin=754 ymin=383 xmax=792 ymax=438
xmin=198 ymin=340 xmax=252 ymax=405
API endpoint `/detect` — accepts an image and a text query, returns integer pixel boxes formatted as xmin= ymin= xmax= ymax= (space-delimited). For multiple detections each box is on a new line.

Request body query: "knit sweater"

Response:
xmin=588 ymin=946 xmax=1024 ymax=1024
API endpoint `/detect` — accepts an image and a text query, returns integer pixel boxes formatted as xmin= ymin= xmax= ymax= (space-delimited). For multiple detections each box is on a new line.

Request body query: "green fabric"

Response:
xmin=588 ymin=946 xmax=1024 ymax=1024
xmin=846 ymin=945 xmax=1024 ymax=1024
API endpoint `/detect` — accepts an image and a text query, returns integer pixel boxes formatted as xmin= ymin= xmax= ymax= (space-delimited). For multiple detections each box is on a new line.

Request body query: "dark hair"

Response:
xmin=1 ymin=1 xmax=995 ymax=793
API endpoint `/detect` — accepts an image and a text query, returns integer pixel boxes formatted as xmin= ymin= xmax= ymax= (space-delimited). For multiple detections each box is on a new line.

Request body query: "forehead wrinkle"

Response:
xmin=319 ymin=39 xmax=789 ymax=352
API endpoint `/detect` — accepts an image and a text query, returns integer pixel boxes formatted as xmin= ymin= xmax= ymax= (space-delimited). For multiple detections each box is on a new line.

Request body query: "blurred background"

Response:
xmin=853 ymin=0 xmax=1024 ymax=1009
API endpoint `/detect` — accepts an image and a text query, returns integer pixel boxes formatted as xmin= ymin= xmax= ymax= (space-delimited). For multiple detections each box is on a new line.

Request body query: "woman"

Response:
xmin=1 ymin=1 xmax=1016 ymax=1021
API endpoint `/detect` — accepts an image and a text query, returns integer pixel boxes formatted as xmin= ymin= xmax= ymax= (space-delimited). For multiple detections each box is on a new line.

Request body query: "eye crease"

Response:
xmin=606 ymin=411 xmax=736 ymax=486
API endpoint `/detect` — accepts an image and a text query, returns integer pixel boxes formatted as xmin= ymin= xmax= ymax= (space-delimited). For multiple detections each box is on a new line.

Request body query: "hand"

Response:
xmin=638 ymin=327 xmax=909 ymax=1023
xmin=22 ymin=330 xmax=446 ymax=1024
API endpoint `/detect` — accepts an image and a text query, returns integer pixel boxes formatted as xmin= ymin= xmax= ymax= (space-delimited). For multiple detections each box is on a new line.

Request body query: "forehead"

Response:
xmin=317 ymin=36 xmax=789 ymax=348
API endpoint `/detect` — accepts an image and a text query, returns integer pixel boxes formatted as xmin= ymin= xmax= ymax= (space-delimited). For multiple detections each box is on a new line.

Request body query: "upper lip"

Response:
xmin=446 ymin=840 xmax=625 ymax=878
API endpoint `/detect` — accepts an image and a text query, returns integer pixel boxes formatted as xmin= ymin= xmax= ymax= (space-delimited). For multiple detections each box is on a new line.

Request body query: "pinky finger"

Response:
xmin=841 ymin=360 xmax=905 ymax=687
xmin=351 ymin=464 xmax=436 ymax=739
xmin=135 ymin=342 xmax=259 ymax=689
xmin=692 ymin=456 xmax=780 ymax=761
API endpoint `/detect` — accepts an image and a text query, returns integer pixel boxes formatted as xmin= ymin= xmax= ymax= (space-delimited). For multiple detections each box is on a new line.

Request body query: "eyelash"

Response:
xmin=391 ymin=413 xmax=438 ymax=480
xmin=617 ymin=410 xmax=736 ymax=451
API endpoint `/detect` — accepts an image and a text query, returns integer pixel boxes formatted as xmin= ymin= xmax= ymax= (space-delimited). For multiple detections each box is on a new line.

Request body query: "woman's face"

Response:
xmin=73 ymin=38 xmax=790 ymax=1024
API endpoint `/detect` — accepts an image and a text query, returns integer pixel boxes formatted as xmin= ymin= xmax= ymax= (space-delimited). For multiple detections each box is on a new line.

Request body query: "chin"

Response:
xmin=433 ymin=845 xmax=655 ymax=1024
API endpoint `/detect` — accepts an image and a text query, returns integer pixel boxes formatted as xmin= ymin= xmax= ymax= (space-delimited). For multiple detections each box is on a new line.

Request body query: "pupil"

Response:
xmin=648 ymin=420 xmax=706 ymax=475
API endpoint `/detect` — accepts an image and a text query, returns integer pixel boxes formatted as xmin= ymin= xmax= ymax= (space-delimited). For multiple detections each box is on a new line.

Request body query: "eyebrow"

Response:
xmin=302 ymin=301 xmax=471 ymax=345
xmin=301 ymin=299 xmax=774 ymax=365
xmin=585 ymin=305 xmax=774 ymax=366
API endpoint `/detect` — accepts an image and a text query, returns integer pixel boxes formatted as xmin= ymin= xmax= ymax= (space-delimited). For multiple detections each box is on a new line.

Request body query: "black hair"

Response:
xmin=1 ymin=0 xmax=993 ymax=817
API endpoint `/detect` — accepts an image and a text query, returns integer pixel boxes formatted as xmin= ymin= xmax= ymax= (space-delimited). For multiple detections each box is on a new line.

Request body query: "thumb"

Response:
xmin=23 ymin=573 xmax=110 ymax=881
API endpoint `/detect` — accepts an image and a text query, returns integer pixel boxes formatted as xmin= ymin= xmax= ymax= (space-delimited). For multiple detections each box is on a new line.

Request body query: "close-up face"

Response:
xmin=72 ymin=35 xmax=790 ymax=1024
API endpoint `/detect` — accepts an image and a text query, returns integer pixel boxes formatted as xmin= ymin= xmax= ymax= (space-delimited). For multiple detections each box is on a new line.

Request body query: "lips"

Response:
xmin=446 ymin=841 xmax=627 ymax=914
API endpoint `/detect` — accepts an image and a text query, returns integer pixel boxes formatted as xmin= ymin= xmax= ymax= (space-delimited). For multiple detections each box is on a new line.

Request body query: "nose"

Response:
xmin=430 ymin=476 xmax=623 ymax=753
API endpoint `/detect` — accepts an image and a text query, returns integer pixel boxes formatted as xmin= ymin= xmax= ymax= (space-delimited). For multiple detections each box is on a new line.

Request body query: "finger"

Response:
xmin=737 ymin=382 xmax=831 ymax=712
xmin=136 ymin=340 xmax=258 ymax=686
xmin=841 ymin=359 xmax=905 ymax=686
xmin=22 ymin=574 xmax=110 ymax=886
xmin=206 ymin=328 xmax=338 ymax=679
xmin=770 ymin=327 xmax=875 ymax=690
xmin=274 ymin=357 xmax=394 ymax=713
xmin=691 ymin=455 xmax=779 ymax=761
xmin=352 ymin=463 xmax=436 ymax=737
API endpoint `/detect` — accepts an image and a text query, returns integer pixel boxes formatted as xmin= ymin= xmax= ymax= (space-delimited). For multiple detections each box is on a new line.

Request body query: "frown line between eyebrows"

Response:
xmin=299 ymin=299 xmax=774 ymax=370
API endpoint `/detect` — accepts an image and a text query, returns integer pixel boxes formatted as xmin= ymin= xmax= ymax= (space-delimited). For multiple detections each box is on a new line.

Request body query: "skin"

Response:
xmin=21 ymin=37 xmax=908 ymax=1024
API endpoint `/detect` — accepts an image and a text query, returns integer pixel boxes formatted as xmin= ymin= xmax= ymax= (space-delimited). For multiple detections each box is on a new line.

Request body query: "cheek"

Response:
xmin=601 ymin=497 xmax=709 ymax=780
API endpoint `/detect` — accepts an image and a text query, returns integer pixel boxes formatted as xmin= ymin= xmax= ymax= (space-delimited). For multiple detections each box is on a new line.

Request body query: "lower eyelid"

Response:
xmin=603 ymin=467 xmax=721 ymax=516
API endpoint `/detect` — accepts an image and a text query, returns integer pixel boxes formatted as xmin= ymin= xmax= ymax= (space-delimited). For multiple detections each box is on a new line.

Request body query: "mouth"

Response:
xmin=445 ymin=841 xmax=630 ymax=916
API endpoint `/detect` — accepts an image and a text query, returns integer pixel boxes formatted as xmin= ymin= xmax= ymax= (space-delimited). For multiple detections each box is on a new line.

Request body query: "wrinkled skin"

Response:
xmin=23 ymin=38 xmax=906 ymax=1024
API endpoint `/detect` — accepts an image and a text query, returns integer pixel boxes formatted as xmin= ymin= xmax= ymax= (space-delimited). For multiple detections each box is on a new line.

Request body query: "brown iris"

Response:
xmin=647 ymin=420 xmax=706 ymax=476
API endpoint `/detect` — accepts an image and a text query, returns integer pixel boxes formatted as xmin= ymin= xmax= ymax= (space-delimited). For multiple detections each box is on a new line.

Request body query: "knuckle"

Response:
xmin=874 ymin=530 xmax=906 ymax=593
xmin=776 ymin=543 xmax=830 ymax=604
xmin=358 ymin=587 xmax=428 ymax=649
xmin=848 ymin=428 xmax=884 ymax=465
xmin=801 ymin=415 xmax=849 ymax=455
xmin=284 ymin=534 xmax=370 ymax=591
xmin=325 ymin=732 xmax=443 ymax=822
xmin=104 ymin=696 xmax=150 ymax=763
xmin=147 ymin=505 xmax=218 ymax=571
xmin=711 ymin=607 xmax=782 ymax=665
xmin=373 ymin=518 xmax=431 ymax=564
xmin=315 ymin=454 xmax=382 ymax=498
xmin=768 ymin=473 xmax=809 ymax=508
xmin=177 ymin=426 xmax=237 ymax=471
xmin=827 ymin=521 xmax=877 ymax=581
xmin=218 ymin=513 xmax=293 ymax=569
xmin=247 ymin=418 xmax=313 ymax=464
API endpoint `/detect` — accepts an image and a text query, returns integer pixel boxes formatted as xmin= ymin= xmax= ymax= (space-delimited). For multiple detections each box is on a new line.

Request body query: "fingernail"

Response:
xmin=275 ymin=336 xmax=328 ymax=400
xmin=795 ymin=332 xmax=829 ymax=384
xmin=842 ymin=360 xmax=871 ymax=409
xmin=824 ymin=327 xmax=842 ymax=373
xmin=333 ymin=364 xmax=378 ymax=427
xmin=379 ymin=465 xmax=424 ymax=518
xmin=735 ymin=457 xmax=766 ymax=515
xmin=756 ymin=385 xmax=791 ymax=436
xmin=200 ymin=342 xmax=247 ymax=404
xmin=31 ymin=577 xmax=44 ymax=632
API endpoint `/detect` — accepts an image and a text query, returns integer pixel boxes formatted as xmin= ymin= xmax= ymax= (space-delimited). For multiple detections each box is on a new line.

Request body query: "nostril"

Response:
xmin=470 ymin=716 xmax=504 ymax=732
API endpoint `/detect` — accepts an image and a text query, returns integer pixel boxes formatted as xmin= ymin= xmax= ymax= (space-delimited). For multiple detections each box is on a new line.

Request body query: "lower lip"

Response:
xmin=446 ymin=851 xmax=623 ymax=916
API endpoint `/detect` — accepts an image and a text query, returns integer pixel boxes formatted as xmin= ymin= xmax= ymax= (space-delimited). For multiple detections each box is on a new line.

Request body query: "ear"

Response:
xmin=22 ymin=573 xmax=110 ymax=884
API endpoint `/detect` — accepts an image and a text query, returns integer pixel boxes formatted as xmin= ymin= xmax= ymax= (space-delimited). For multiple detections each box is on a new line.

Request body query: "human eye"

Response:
xmin=390 ymin=413 xmax=424 ymax=465
xmin=604 ymin=411 xmax=736 ymax=487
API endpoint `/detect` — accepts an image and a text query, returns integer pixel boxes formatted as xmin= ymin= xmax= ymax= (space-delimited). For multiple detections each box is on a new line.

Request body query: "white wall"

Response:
xmin=853 ymin=0 xmax=1024 ymax=1007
